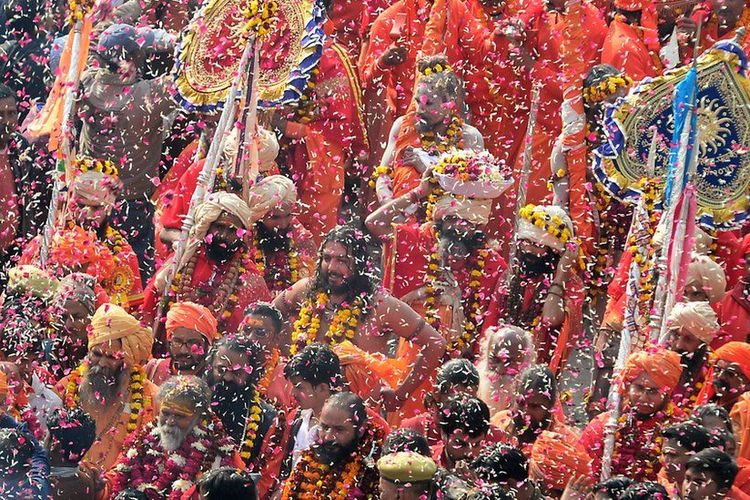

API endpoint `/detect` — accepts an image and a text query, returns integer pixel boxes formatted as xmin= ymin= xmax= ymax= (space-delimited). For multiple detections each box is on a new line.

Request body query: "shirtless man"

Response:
xmin=273 ymin=226 xmax=446 ymax=413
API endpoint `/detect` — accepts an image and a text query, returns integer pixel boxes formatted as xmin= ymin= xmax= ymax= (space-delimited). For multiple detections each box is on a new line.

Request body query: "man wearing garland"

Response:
xmin=280 ymin=391 xmax=386 ymax=498
xmin=273 ymin=225 xmax=446 ymax=416
xmin=580 ymin=346 xmax=685 ymax=482
xmin=205 ymin=335 xmax=283 ymax=473
xmin=20 ymin=158 xmax=143 ymax=308
xmin=484 ymin=204 xmax=584 ymax=372
xmin=143 ymin=191 xmax=271 ymax=342
xmin=103 ymin=376 xmax=241 ymax=498
xmin=372 ymin=57 xmax=484 ymax=204
xmin=54 ymin=303 xmax=157 ymax=471
xmin=145 ymin=302 xmax=218 ymax=385
xmin=246 ymin=175 xmax=316 ymax=295
xmin=368 ymin=149 xmax=508 ymax=362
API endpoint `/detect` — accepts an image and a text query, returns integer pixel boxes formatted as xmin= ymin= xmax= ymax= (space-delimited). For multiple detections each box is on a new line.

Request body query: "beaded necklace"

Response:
xmin=290 ymin=292 xmax=365 ymax=355
xmin=64 ymin=364 xmax=147 ymax=434
xmin=253 ymin=236 xmax=300 ymax=291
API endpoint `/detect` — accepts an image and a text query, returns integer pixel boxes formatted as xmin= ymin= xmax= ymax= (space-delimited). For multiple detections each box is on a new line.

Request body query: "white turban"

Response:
xmin=667 ymin=301 xmax=720 ymax=344
xmin=517 ymin=205 xmax=574 ymax=253
xmin=686 ymin=254 xmax=726 ymax=304
xmin=258 ymin=127 xmax=279 ymax=171
xmin=432 ymin=196 xmax=493 ymax=226
xmin=247 ymin=175 xmax=297 ymax=221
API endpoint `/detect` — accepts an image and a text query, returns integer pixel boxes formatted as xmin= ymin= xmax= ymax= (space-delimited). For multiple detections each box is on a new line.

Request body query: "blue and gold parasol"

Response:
xmin=593 ymin=40 xmax=750 ymax=231
xmin=174 ymin=0 xmax=325 ymax=113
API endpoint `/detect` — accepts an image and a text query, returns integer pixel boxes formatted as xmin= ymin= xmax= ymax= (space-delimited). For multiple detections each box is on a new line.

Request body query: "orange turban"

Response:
xmin=621 ymin=347 xmax=682 ymax=394
xmin=90 ymin=303 xmax=153 ymax=367
xmin=48 ymin=226 xmax=115 ymax=283
xmin=165 ymin=302 xmax=219 ymax=343
xmin=696 ymin=342 xmax=750 ymax=405
xmin=530 ymin=431 xmax=592 ymax=492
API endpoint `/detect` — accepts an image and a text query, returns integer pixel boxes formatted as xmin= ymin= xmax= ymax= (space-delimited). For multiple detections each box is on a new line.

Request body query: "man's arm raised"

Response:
xmin=365 ymin=165 xmax=434 ymax=238
xmin=377 ymin=295 xmax=447 ymax=412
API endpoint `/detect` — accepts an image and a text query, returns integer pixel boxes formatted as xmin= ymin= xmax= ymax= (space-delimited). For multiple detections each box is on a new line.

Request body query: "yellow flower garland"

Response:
xmin=253 ymin=236 xmax=300 ymax=289
xmin=518 ymin=204 xmax=586 ymax=271
xmin=368 ymin=165 xmax=393 ymax=189
xmin=583 ymin=75 xmax=633 ymax=104
xmin=65 ymin=364 xmax=147 ymax=433
xmin=290 ymin=293 xmax=363 ymax=355
xmin=243 ymin=0 xmax=279 ymax=39
xmin=239 ymin=390 xmax=263 ymax=462
xmin=629 ymin=178 xmax=661 ymax=312
xmin=75 ymin=157 xmax=119 ymax=177
xmin=419 ymin=114 xmax=464 ymax=154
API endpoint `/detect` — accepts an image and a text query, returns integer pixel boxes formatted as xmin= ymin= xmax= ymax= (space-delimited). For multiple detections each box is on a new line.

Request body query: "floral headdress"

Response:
xmin=73 ymin=156 xmax=119 ymax=178
xmin=583 ymin=74 xmax=633 ymax=104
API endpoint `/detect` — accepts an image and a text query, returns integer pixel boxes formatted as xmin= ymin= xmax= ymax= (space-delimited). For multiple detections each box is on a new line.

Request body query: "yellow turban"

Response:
xmin=71 ymin=170 xmax=122 ymax=208
xmin=89 ymin=303 xmax=153 ymax=367
xmin=7 ymin=265 xmax=59 ymax=300
xmin=378 ymin=452 xmax=437 ymax=484
xmin=686 ymin=255 xmax=726 ymax=304
xmin=247 ymin=175 xmax=297 ymax=222
xmin=667 ymin=301 xmax=719 ymax=344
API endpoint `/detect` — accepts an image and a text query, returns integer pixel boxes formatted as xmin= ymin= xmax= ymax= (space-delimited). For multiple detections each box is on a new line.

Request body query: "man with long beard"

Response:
xmin=273 ymin=225 xmax=446 ymax=417
xmin=103 ymin=376 xmax=240 ymax=498
xmin=492 ymin=365 xmax=578 ymax=456
xmin=55 ymin=303 xmax=156 ymax=471
xmin=143 ymin=191 xmax=271 ymax=344
xmin=281 ymin=391 xmax=385 ymax=497
xmin=245 ymin=175 xmax=316 ymax=294
xmin=205 ymin=335 xmax=281 ymax=471
xmin=666 ymin=301 xmax=720 ymax=411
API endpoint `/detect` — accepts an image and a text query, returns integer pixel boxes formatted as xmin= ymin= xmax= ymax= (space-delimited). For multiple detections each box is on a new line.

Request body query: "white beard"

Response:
xmin=158 ymin=423 xmax=191 ymax=452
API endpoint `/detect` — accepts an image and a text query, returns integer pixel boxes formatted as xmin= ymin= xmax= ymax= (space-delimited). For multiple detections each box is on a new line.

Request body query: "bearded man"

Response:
xmin=145 ymin=302 xmax=218 ymax=385
xmin=477 ymin=325 xmax=535 ymax=418
xmin=281 ymin=391 xmax=385 ymax=497
xmin=484 ymin=204 xmax=584 ymax=371
xmin=273 ymin=225 xmax=446 ymax=417
xmin=581 ymin=346 xmax=685 ymax=481
xmin=666 ymin=301 xmax=720 ymax=411
xmin=367 ymin=149 xmax=508 ymax=363
xmin=432 ymin=394 xmax=493 ymax=476
xmin=55 ymin=303 xmax=156 ymax=471
xmin=206 ymin=335 xmax=282 ymax=470
xmin=492 ymin=365 xmax=579 ymax=456
xmin=695 ymin=342 xmax=750 ymax=460
xmin=19 ymin=162 xmax=142 ymax=307
xmin=246 ymin=175 xmax=316 ymax=294
xmin=143 ymin=191 xmax=271 ymax=341
xmin=104 ymin=376 xmax=240 ymax=498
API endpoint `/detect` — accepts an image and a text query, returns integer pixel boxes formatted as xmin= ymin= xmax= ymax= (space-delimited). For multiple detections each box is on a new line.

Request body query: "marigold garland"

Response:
xmin=628 ymin=178 xmax=661 ymax=315
xmin=253 ymin=236 xmax=300 ymax=290
xmin=290 ymin=293 xmax=364 ymax=355
xmin=519 ymin=204 xmax=586 ymax=271
xmin=257 ymin=347 xmax=280 ymax=396
xmin=74 ymin=157 xmax=119 ymax=177
xmin=243 ymin=0 xmax=280 ymax=39
xmin=368 ymin=164 xmax=392 ymax=189
xmin=583 ymin=75 xmax=633 ymax=104
xmin=418 ymin=114 xmax=464 ymax=156
xmin=239 ymin=390 xmax=263 ymax=463
xmin=64 ymin=364 xmax=147 ymax=433
xmin=67 ymin=0 xmax=95 ymax=24
xmin=613 ymin=401 xmax=676 ymax=480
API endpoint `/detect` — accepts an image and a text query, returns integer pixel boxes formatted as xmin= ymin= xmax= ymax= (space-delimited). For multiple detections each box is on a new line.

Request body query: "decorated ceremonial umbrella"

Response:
xmin=174 ymin=0 xmax=325 ymax=113
xmin=593 ymin=41 xmax=750 ymax=231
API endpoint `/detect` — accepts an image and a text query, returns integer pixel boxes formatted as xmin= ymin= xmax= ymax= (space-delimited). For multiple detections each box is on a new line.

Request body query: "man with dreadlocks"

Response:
xmin=273 ymin=225 xmax=446 ymax=416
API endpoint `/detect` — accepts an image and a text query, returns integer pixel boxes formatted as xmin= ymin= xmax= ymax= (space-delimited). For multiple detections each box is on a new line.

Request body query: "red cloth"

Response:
xmin=733 ymin=457 xmax=750 ymax=499
xmin=601 ymin=16 xmax=663 ymax=83
xmin=0 ymin=150 xmax=19 ymax=253
xmin=732 ymin=392 xmax=750 ymax=461
xmin=715 ymin=283 xmax=750 ymax=348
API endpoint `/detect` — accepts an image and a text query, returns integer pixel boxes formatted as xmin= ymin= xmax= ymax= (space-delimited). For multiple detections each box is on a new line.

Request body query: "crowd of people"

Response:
xmin=0 ymin=0 xmax=748 ymax=498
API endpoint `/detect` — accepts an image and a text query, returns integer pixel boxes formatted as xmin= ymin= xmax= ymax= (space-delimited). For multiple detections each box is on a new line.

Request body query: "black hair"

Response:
xmin=471 ymin=444 xmax=528 ymax=484
xmin=283 ymin=343 xmax=343 ymax=388
xmin=324 ymin=391 xmax=368 ymax=429
xmin=311 ymin=225 xmax=378 ymax=305
xmin=593 ymin=476 xmax=635 ymax=500
xmin=416 ymin=56 xmax=461 ymax=101
xmin=114 ymin=490 xmax=149 ymax=500
xmin=685 ymin=448 xmax=739 ymax=491
xmin=382 ymin=429 xmax=431 ymax=456
xmin=47 ymin=407 xmax=97 ymax=463
xmin=517 ymin=364 xmax=557 ymax=402
xmin=0 ymin=83 xmax=15 ymax=101
xmin=198 ymin=467 xmax=258 ymax=500
xmin=209 ymin=335 xmax=265 ymax=386
xmin=0 ymin=427 xmax=35 ymax=476
xmin=244 ymin=302 xmax=283 ymax=334
xmin=464 ymin=484 xmax=514 ymax=500
xmin=620 ymin=482 xmax=669 ymax=500
xmin=583 ymin=64 xmax=621 ymax=89
xmin=662 ymin=422 xmax=715 ymax=453
xmin=691 ymin=404 xmax=733 ymax=433
xmin=438 ymin=394 xmax=490 ymax=439
xmin=435 ymin=358 xmax=480 ymax=393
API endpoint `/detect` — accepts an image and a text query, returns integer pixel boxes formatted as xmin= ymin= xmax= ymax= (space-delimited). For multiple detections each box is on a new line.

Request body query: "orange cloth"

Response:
xmin=620 ymin=347 xmax=682 ymax=393
xmin=280 ymin=41 xmax=367 ymax=247
xmin=696 ymin=342 xmax=750 ymax=405
xmin=715 ymin=283 xmax=750 ymax=348
xmin=601 ymin=15 xmax=663 ymax=83
xmin=165 ymin=301 xmax=218 ymax=342
xmin=731 ymin=392 xmax=750 ymax=461
xmin=491 ymin=405 xmax=581 ymax=458
xmin=0 ymin=371 xmax=7 ymax=393
xmin=530 ymin=430 xmax=592 ymax=492
xmin=54 ymin=372 xmax=157 ymax=471
xmin=332 ymin=340 xmax=407 ymax=404
xmin=734 ymin=457 xmax=750 ymax=498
